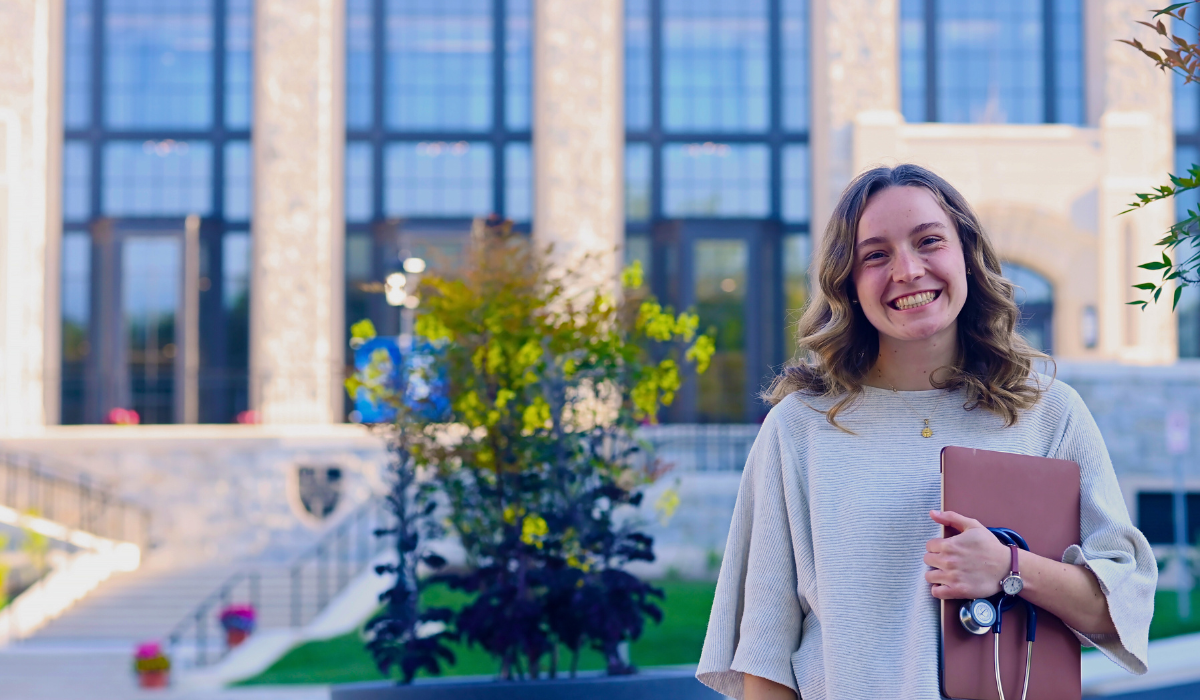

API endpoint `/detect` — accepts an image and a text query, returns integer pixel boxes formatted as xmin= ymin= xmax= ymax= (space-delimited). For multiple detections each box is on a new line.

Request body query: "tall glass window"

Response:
xmin=62 ymin=0 xmax=252 ymax=424
xmin=899 ymin=0 xmax=1084 ymax=124
xmin=346 ymin=0 xmax=532 ymax=379
xmin=1175 ymin=68 xmax=1200 ymax=358
xmin=662 ymin=0 xmax=769 ymax=132
xmin=626 ymin=0 xmax=810 ymax=422
xmin=625 ymin=0 xmax=809 ymax=224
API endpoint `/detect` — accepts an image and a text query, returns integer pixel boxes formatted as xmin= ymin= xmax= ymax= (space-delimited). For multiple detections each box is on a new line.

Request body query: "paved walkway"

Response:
xmin=0 ymin=642 xmax=328 ymax=700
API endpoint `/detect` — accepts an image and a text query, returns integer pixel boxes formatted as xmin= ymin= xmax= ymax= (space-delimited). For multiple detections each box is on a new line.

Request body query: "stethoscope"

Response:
xmin=958 ymin=527 xmax=1037 ymax=700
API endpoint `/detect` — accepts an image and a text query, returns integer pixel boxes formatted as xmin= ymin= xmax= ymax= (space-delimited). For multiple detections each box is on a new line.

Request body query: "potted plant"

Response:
xmin=338 ymin=219 xmax=717 ymax=698
xmin=133 ymin=641 xmax=170 ymax=689
xmin=218 ymin=604 xmax=256 ymax=648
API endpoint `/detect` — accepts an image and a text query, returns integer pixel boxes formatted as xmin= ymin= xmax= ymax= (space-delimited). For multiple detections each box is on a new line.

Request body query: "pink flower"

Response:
xmin=135 ymin=641 xmax=163 ymax=659
xmin=106 ymin=408 xmax=141 ymax=425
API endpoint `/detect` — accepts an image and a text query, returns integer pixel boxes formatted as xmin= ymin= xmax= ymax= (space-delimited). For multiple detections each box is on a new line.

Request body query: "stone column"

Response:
xmin=1091 ymin=0 xmax=1176 ymax=364
xmin=810 ymin=0 xmax=900 ymax=241
xmin=0 ymin=0 xmax=62 ymax=433
xmin=251 ymin=0 xmax=345 ymax=424
xmin=533 ymin=0 xmax=624 ymax=284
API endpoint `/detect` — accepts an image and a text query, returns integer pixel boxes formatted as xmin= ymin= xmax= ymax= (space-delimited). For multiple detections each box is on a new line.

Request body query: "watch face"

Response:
xmin=1002 ymin=575 xmax=1024 ymax=596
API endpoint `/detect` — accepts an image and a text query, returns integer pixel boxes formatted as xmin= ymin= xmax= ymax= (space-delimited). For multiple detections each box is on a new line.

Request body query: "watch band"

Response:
xmin=1009 ymin=543 xmax=1019 ymax=575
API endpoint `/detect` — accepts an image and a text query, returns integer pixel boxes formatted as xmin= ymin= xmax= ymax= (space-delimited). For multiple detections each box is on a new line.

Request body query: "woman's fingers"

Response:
xmin=925 ymin=567 xmax=953 ymax=585
xmin=923 ymin=552 xmax=949 ymax=569
xmin=930 ymin=584 xmax=958 ymax=600
xmin=930 ymin=509 xmax=983 ymax=532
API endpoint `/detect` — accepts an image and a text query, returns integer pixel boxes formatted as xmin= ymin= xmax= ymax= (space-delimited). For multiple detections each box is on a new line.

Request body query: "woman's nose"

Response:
xmin=891 ymin=249 xmax=925 ymax=283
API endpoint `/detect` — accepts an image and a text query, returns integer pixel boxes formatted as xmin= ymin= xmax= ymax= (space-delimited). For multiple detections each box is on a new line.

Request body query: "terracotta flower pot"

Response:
xmin=138 ymin=670 xmax=169 ymax=689
xmin=226 ymin=628 xmax=249 ymax=648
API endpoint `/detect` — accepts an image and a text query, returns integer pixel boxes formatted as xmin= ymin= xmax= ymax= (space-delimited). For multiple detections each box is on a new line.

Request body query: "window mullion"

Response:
xmin=923 ymin=0 xmax=937 ymax=123
xmin=1043 ymin=0 xmax=1058 ymax=123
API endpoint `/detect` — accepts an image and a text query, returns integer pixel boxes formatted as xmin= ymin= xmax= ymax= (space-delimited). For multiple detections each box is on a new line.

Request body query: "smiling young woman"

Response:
xmin=695 ymin=165 xmax=1157 ymax=700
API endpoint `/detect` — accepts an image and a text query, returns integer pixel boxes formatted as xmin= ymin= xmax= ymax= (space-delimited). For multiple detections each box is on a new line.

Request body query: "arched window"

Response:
xmin=1002 ymin=262 xmax=1054 ymax=354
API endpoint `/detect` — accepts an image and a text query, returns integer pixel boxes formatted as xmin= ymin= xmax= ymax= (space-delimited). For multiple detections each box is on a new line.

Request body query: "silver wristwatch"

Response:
xmin=1000 ymin=543 xmax=1024 ymax=596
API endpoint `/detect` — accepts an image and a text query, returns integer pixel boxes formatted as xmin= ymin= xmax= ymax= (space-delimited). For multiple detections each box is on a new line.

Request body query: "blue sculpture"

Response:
xmin=353 ymin=337 xmax=450 ymax=424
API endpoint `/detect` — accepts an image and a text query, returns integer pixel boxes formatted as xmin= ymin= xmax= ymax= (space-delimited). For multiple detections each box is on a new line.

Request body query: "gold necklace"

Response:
xmin=889 ymin=385 xmax=934 ymax=438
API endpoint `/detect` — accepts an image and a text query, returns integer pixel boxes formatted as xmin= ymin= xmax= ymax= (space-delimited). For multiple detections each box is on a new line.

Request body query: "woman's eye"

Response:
xmin=920 ymin=236 xmax=942 ymax=247
xmin=863 ymin=251 xmax=885 ymax=262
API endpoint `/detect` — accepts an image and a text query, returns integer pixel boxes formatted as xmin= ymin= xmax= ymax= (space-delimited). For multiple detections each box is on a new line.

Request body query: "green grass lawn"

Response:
xmin=238 ymin=579 xmax=715 ymax=686
xmin=1148 ymin=588 xmax=1200 ymax=641
xmin=239 ymin=582 xmax=1200 ymax=685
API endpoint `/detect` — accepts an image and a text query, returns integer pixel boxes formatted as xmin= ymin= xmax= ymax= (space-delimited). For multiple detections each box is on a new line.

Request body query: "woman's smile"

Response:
xmin=889 ymin=289 xmax=942 ymax=311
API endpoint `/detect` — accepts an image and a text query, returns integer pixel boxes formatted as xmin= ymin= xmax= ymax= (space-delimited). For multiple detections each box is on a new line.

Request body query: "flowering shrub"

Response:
xmin=218 ymin=604 xmax=256 ymax=633
xmin=133 ymin=641 xmax=170 ymax=673
xmin=350 ymin=220 xmax=714 ymax=682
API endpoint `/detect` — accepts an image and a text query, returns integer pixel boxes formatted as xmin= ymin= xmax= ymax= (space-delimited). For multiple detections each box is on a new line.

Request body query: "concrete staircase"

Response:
xmin=22 ymin=552 xmax=373 ymax=665
xmin=26 ymin=559 xmax=327 ymax=642
xmin=27 ymin=561 xmax=242 ymax=644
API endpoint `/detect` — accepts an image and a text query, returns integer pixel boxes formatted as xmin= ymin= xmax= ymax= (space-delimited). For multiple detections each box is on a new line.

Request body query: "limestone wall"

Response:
xmin=0 ymin=425 xmax=389 ymax=566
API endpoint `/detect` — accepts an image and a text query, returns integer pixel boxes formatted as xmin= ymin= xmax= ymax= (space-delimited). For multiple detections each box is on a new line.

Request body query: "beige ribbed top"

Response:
xmin=696 ymin=378 xmax=1156 ymax=700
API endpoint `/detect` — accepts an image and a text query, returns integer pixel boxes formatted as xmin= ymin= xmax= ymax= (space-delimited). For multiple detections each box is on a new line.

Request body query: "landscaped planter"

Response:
xmin=331 ymin=667 xmax=723 ymax=700
xmin=136 ymin=670 xmax=169 ymax=689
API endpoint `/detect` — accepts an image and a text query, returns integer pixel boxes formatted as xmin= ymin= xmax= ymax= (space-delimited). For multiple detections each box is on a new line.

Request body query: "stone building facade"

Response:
xmin=0 ymin=0 xmax=1196 ymax=562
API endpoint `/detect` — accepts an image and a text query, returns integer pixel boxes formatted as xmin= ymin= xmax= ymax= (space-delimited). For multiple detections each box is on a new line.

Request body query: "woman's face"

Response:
xmin=851 ymin=185 xmax=968 ymax=346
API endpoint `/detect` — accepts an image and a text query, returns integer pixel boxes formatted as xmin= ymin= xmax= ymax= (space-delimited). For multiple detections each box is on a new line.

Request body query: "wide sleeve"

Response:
xmin=1052 ymin=392 xmax=1157 ymax=675
xmin=696 ymin=411 xmax=806 ymax=699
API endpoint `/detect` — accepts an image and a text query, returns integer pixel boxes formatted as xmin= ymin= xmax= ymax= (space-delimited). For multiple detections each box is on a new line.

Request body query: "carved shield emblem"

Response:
xmin=296 ymin=466 xmax=343 ymax=520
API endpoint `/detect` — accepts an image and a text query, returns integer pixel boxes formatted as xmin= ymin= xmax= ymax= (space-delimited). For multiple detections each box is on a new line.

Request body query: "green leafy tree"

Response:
xmin=1120 ymin=3 xmax=1200 ymax=308
xmin=349 ymin=220 xmax=714 ymax=681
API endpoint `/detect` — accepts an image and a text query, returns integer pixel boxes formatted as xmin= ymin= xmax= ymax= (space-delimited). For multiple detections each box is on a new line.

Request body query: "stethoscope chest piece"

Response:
xmin=960 ymin=598 xmax=997 ymax=635
xmin=950 ymin=527 xmax=1037 ymax=700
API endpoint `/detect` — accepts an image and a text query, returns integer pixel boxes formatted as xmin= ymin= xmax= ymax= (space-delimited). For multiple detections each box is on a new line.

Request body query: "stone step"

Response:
xmin=28 ymin=556 xmax=377 ymax=643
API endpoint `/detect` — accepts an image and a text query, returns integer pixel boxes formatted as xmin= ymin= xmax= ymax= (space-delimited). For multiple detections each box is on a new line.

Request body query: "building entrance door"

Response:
xmin=86 ymin=218 xmax=201 ymax=424
xmin=653 ymin=220 xmax=781 ymax=423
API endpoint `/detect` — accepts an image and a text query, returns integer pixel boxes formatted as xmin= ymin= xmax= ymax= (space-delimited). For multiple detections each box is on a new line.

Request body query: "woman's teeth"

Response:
xmin=892 ymin=291 xmax=937 ymax=310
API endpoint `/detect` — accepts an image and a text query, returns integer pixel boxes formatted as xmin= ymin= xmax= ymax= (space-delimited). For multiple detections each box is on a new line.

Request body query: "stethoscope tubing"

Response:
xmin=966 ymin=527 xmax=1038 ymax=700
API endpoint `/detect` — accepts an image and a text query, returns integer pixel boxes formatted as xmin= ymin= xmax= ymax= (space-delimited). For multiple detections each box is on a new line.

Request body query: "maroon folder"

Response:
xmin=940 ymin=446 xmax=1082 ymax=700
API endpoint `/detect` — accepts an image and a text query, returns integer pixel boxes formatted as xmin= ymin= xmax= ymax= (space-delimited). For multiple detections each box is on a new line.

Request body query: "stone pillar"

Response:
xmin=810 ymin=0 xmax=900 ymax=241
xmin=533 ymin=0 xmax=624 ymax=284
xmin=1091 ymin=0 xmax=1176 ymax=364
xmin=0 ymin=0 xmax=62 ymax=433
xmin=251 ymin=0 xmax=345 ymax=424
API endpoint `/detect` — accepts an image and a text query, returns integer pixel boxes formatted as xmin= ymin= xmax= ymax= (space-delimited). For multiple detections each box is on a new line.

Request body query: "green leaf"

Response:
xmin=1173 ymin=285 xmax=1184 ymax=311
xmin=1139 ymin=261 xmax=1169 ymax=270
xmin=1154 ymin=3 xmax=1192 ymax=17
xmin=1133 ymin=282 xmax=1158 ymax=290
xmin=1155 ymin=287 xmax=1163 ymax=302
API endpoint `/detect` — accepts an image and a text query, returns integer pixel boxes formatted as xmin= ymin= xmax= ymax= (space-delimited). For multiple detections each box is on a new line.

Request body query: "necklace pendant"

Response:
xmin=921 ymin=419 xmax=933 ymax=438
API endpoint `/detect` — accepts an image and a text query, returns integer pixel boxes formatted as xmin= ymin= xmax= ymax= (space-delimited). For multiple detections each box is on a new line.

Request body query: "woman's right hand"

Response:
xmin=744 ymin=673 xmax=797 ymax=700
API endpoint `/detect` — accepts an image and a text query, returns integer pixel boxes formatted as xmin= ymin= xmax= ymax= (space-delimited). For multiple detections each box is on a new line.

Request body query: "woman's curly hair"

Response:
xmin=764 ymin=163 xmax=1049 ymax=428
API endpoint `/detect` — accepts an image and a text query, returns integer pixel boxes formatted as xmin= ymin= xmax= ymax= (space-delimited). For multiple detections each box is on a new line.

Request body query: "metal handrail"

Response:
xmin=0 ymin=451 xmax=151 ymax=547
xmin=166 ymin=496 xmax=390 ymax=668
xmin=287 ymin=497 xmax=390 ymax=628
xmin=165 ymin=569 xmax=261 ymax=668
xmin=638 ymin=423 xmax=761 ymax=472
